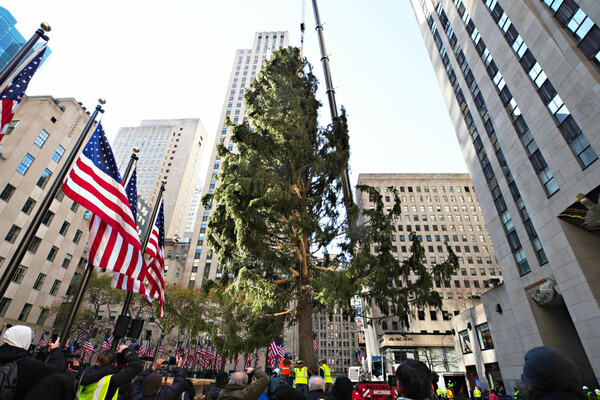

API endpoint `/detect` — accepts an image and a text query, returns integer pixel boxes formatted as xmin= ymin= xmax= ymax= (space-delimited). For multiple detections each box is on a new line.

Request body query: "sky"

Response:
xmin=3 ymin=0 xmax=468 ymax=188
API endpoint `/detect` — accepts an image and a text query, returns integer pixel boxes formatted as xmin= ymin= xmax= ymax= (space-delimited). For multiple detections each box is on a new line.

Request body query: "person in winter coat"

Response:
xmin=0 ymin=325 xmax=66 ymax=399
xmin=395 ymin=359 xmax=434 ymax=400
xmin=218 ymin=368 xmax=269 ymax=400
xmin=306 ymin=376 xmax=327 ymax=400
xmin=208 ymin=371 xmax=230 ymax=400
xmin=79 ymin=344 xmax=143 ymax=399
xmin=129 ymin=356 xmax=188 ymax=400
xmin=327 ymin=377 xmax=353 ymax=400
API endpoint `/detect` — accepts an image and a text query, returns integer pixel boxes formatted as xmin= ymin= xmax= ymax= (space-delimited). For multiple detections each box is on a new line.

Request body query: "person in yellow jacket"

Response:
xmin=318 ymin=359 xmax=333 ymax=394
xmin=446 ymin=383 xmax=454 ymax=400
xmin=474 ymin=386 xmax=482 ymax=399
xmin=436 ymin=387 xmax=444 ymax=398
xmin=293 ymin=360 xmax=309 ymax=395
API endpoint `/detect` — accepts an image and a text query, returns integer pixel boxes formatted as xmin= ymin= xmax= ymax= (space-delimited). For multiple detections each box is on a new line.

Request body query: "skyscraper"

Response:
xmin=410 ymin=0 xmax=599 ymax=387
xmin=0 ymin=96 xmax=92 ymax=337
xmin=111 ymin=119 xmax=207 ymax=241
xmin=0 ymin=6 xmax=51 ymax=70
xmin=184 ymin=31 xmax=289 ymax=287
xmin=356 ymin=173 xmax=501 ymax=381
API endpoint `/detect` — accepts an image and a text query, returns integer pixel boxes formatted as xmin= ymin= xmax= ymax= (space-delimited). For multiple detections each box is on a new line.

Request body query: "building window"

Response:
xmin=17 ymin=153 xmax=34 ymax=175
xmin=18 ymin=303 xmax=32 ymax=321
xmin=52 ymin=145 xmax=65 ymax=162
xmin=58 ymin=221 xmax=70 ymax=236
xmin=5 ymin=120 xmax=19 ymax=135
xmin=28 ymin=236 xmax=42 ymax=253
xmin=34 ymin=129 xmax=50 ymax=148
xmin=61 ymin=254 xmax=72 ymax=269
xmin=37 ymin=308 xmax=49 ymax=325
xmin=36 ymin=168 xmax=53 ymax=189
xmin=73 ymin=230 xmax=83 ymax=244
xmin=70 ymin=202 xmax=79 ymax=212
xmin=429 ymin=310 xmax=438 ymax=320
xmin=49 ymin=280 xmax=61 ymax=296
xmin=41 ymin=210 xmax=54 ymax=226
xmin=12 ymin=266 xmax=27 ymax=284
xmin=0 ymin=184 xmax=16 ymax=202
xmin=0 ymin=297 xmax=11 ymax=317
xmin=418 ymin=310 xmax=425 ymax=320
xmin=5 ymin=225 xmax=21 ymax=243
xmin=476 ymin=323 xmax=494 ymax=350
xmin=22 ymin=198 xmax=36 ymax=215
xmin=47 ymin=246 xmax=58 ymax=262
xmin=33 ymin=273 xmax=46 ymax=290
xmin=459 ymin=330 xmax=472 ymax=354
xmin=109 ymin=311 xmax=117 ymax=321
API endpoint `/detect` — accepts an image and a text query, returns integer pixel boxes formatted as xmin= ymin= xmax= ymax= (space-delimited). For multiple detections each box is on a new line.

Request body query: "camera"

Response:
xmin=164 ymin=356 xmax=177 ymax=365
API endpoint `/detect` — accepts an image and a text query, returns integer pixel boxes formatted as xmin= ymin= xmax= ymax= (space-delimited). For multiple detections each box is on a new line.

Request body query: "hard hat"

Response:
xmin=274 ymin=368 xmax=281 ymax=374
xmin=285 ymin=352 xmax=291 ymax=356
xmin=297 ymin=360 xmax=304 ymax=364
xmin=583 ymin=386 xmax=588 ymax=390
xmin=595 ymin=389 xmax=599 ymax=393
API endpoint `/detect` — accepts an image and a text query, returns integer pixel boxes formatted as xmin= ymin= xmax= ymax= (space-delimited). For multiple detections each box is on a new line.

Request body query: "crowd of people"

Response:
xmin=0 ymin=325 xmax=598 ymax=400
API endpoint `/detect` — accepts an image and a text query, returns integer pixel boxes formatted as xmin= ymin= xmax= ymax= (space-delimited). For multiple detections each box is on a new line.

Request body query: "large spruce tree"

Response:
xmin=203 ymin=47 xmax=458 ymax=369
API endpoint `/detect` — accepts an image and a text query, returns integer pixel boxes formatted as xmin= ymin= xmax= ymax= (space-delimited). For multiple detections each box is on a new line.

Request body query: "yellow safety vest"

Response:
xmin=475 ymin=389 xmax=482 ymax=398
xmin=294 ymin=367 xmax=308 ymax=386
xmin=446 ymin=388 xmax=454 ymax=399
xmin=79 ymin=375 xmax=118 ymax=400
xmin=436 ymin=388 xmax=444 ymax=397
xmin=320 ymin=364 xmax=332 ymax=384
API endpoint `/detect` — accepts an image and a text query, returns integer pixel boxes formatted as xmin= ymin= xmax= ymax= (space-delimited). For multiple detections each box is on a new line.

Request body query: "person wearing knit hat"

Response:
xmin=129 ymin=356 xmax=189 ymax=399
xmin=0 ymin=325 xmax=66 ymax=398
xmin=518 ymin=346 xmax=584 ymax=400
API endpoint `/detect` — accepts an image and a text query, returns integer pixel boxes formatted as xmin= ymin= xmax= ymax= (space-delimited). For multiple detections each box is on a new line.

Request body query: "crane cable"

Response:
xmin=300 ymin=0 xmax=306 ymax=50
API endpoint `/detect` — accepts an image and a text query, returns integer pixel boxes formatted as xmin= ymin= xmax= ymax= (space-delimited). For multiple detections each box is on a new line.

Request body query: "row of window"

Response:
xmin=482 ymin=0 xmax=597 ymax=168
xmin=423 ymin=1 xmax=533 ymax=276
xmin=441 ymin=0 xmax=549 ymax=267
xmin=374 ymin=185 xmax=472 ymax=193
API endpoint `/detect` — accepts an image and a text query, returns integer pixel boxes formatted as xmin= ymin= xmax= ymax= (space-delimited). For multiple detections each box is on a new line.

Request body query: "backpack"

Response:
xmin=0 ymin=358 xmax=25 ymax=400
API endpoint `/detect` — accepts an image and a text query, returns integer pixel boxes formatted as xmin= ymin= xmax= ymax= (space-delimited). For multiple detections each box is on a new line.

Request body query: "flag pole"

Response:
xmin=111 ymin=180 xmax=167 ymax=350
xmin=0 ymin=23 xmax=50 ymax=88
xmin=0 ymin=99 xmax=105 ymax=306
xmin=59 ymin=147 xmax=139 ymax=348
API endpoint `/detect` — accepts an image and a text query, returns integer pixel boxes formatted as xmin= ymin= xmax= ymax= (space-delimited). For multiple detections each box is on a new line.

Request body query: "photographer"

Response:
xmin=0 ymin=325 xmax=66 ymax=398
xmin=218 ymin=367 xmax=269 ymax=400
xmin=129 ymin=356 xmax=189 ymax=400
xmin=79 ymin=343 xmax=143 ymax=400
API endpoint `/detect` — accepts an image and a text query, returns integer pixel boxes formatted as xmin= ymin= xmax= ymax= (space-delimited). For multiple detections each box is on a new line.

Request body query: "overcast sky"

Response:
xmin=3 ymin=0 xmax=468 ymax=187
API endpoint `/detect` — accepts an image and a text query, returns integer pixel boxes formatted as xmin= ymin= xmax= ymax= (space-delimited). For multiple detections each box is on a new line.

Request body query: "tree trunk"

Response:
xmin=297 ymin=282 xmax=315 ymax=371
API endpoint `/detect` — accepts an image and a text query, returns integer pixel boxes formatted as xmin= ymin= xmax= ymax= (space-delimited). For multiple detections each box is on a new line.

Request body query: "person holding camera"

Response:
xmin=0 ymin=325 xmax=67 ymax=398
xmin=78 ymin=343 xmax=143 ymax=400
xmin=218 ymin=367 xmax=269 ymax=400
xmin=129 ymin=356 xmax=189 ymax=400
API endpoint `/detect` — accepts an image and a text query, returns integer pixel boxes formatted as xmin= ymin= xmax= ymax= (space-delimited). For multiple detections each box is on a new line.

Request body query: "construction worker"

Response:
xmin=474 ymin=386 xmax=482 ymax=399
xmin=514 ymin=387 xmax=519 ymax=400
xmin=280 ymin=352 xmax=293 ymax=385
xmin=446 ymin=382 xmax=454 ymax=400
xmin=583 ymin=386 xmax=593 ymax=400
xmin=293 ymin=360 xmax=309 ymax=395
xmin=318 ymin=359 xmax=333 ymax=394
xmin=594 ymin=388 xmax=600 ymax=400
xmin=436 ymin=386 xmax=444 ymax=399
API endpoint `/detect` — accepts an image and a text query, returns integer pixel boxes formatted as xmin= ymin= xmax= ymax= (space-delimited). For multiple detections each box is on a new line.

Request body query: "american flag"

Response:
xmin=62 ymin=123 xmax=148 ymax=296
xmin=37 ymin=333 xmax=45 ymax=348
xmin=83 ymin=338 xmax=96 ymax=354
xmin=0 ymin=46 xmax=46 ymax=143
xmin=254 ymin=349 xmax=260 ymax=368
xmin=147 ymin=342 xmax=155 ymax=358
xmin=355 ymin=349 xmax=366 ymax=365
xmin=111 ymin=167 xmax=151 ymax=301
xmin=101 ymin=331 xmax=113 ymax=350
xmin=215 ymin=353 xmax=222 ymax=370
xmin=137 ymin=342 xmax=146 ymax=357
xmin=194 ymin=343 xmax=203 ymax=368
xmin=267 ymin=339 xmax=285 ymax=368
xmin=234 ymin=354 xmax=240 ymax=370
xmin=175 ymin=344 xmax=181 ymax=359
xmin=182 ymin=339 xmax=190 ymax=367
xmin=145 ymin=201 xmax=166 ymax=317
xmin=157 ymin=342 xmax=163 ymax=359
xmin=313 ymin=331 xmax=318 ymax=351
xmin=64 ymin=338 xmax=71 ymax=349
xmin=205 ymin=347 xmax=215 ymax=369
xmin=245 ymin=353 xmax=252 ymax=368
xmin=77 ymin=328 xmax=88 ymax=342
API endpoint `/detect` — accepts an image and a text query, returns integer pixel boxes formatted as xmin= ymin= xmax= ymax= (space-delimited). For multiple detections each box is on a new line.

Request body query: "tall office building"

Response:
xmin=0 ymin=96 xmax=92 ymax=339
xmin=184 ymin=31 xmax=289 ymax=287
xmin=112 ymin=119 xmax=207 ymax=241
xmin=356 ymin=173 xmax=502 ymax=382
xmin=0 ymin=6 xmax=51 ymax=69
xmin=410 ymin=0 xmax=600 ymax=386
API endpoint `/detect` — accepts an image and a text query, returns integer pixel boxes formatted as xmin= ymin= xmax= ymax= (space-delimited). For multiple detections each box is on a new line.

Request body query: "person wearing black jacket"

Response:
xmin=79 ymin=344 xmax=143 ymax=399
xmin=0 ymin=325 xmax=66 ymax=399
xmin=129 ymin=356 xmax=188 ymax=400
